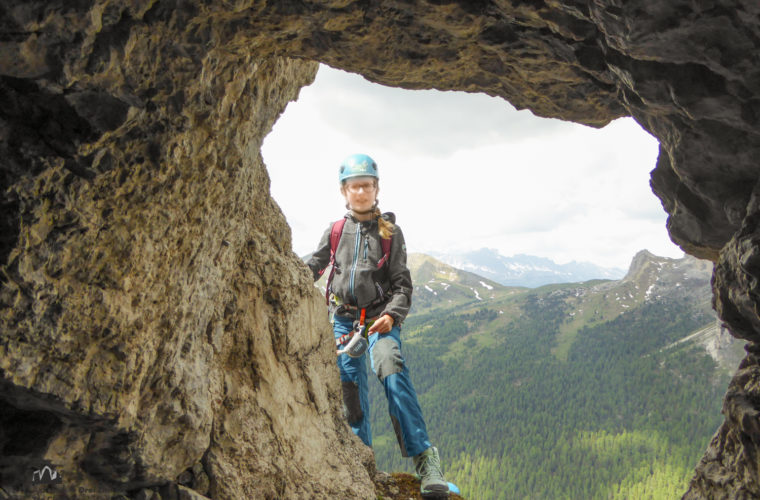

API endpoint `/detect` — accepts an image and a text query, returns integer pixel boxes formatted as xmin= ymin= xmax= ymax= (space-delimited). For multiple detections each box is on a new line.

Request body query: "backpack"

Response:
xmin=319 ymin=216 xmax=392 ymax=305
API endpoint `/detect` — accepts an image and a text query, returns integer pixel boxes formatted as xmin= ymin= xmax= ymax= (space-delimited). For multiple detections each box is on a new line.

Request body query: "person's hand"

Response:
xmin=368 ymin=314 xmax=394 ymax=334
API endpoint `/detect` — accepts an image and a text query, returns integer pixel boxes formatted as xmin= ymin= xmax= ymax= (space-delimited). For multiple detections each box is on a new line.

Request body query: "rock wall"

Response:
xmin=0 ymin=2 xmax=375 ymax=499
xmin=1 ymin=1 xmax=759 ymax=498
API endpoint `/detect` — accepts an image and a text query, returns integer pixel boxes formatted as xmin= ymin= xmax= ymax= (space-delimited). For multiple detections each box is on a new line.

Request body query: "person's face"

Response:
xmin=342 ymin=177 xmax=378 ymax=212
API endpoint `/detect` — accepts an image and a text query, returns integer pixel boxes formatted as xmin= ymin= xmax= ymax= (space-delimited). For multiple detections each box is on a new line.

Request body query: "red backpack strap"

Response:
xmin=324 ymin=217 xmax=347 ymax=304
xmin=377 ymin=236 xmax=392 ymax=269
xmin=317 ymin=218 xmax=346 ymax=277
xmin=330 ymin=218 xmax=347 ymax=261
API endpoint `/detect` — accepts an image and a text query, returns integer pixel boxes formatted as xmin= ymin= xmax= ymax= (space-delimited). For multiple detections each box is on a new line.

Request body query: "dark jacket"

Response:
xmin=307 ymin=213 xmax=413 ymax=324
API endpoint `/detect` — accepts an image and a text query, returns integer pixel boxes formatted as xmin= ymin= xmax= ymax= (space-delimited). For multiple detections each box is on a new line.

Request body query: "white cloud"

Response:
xmin=262 ymin=65 xmax=683 ymax=269
xmin=307 ymin=66 xmax=571 ymax=157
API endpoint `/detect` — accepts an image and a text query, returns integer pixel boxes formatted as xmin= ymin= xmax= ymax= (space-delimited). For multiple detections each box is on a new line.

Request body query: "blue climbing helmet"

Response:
xmin=338 ymin=154 xmax=378 ymax=183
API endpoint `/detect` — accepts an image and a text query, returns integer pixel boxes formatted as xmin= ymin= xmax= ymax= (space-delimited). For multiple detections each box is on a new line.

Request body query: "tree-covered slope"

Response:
xmin=366 ymin=252 xmax=743 ymax=499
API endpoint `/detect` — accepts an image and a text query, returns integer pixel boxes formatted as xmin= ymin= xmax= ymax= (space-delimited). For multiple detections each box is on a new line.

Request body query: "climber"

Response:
xmin=307 ymin=154 xmax=449 ymax=498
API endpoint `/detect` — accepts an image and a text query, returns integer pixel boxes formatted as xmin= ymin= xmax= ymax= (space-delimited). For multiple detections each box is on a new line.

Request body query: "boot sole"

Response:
xmin=421 ymin=487 xmax=450 ymax=499
xmin=421 ymin=493 xmax=449 ymax=499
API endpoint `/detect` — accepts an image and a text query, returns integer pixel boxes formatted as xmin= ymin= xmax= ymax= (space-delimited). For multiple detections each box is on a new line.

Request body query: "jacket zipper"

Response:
xmin=349 ymin=225 xmax=361 ymax=303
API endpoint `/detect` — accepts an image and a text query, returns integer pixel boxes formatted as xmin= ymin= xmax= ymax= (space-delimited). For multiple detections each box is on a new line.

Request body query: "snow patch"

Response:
xmin=479 ymin=281 xmax=493 ymax=290
xmin=424 ymin=285 xmax=437 ymax=295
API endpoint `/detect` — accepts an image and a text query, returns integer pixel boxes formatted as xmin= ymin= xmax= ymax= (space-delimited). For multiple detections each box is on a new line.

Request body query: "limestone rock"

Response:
xmin=1 ymin=0 xmax=760 ymax=499
xmin=0 ymin=2 xmax=373 ymax=498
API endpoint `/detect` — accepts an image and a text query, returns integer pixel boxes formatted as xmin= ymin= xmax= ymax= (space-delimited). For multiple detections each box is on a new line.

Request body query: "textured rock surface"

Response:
xmin=0 ymin=2 xmax=376 ymax=499
xmin=1 ymin=0 xmax=759 ymax=498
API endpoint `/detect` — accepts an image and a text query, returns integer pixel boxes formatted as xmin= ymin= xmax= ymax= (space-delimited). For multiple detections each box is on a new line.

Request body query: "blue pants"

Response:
xmin=333 ymin=315 xmax=431 ymax=457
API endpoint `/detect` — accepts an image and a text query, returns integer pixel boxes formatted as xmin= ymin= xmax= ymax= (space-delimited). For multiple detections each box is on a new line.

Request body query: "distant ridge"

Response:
xmin=373 ymin=248 xmax=740 ymax=499
xmin=430 ymin=248 xmax=626 ymax=288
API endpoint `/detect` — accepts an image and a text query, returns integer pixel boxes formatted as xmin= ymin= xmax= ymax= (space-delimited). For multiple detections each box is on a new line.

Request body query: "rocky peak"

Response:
xmin=622 ymin=250 xmax=713 ymax=304
xmin=624 ymin=249 xmax=661 ymax=278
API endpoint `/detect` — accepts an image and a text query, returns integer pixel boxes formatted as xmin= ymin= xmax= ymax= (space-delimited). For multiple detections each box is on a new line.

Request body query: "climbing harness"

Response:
xmin=336 ymin=308 xmax=369 ymax=358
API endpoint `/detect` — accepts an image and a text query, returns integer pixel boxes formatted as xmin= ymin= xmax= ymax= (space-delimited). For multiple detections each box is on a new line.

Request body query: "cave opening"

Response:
xmin=0 ymin=0 xmax=758 ymax=497
xmin=262 ymin=64 xmax=683 ymax=270
xmin=260 ymin=64 xmax=734 ymax=494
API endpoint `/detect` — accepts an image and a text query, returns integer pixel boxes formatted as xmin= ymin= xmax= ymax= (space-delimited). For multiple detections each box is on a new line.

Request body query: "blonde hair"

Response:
xmin=374 ymin=207 xmax=395 ymax=240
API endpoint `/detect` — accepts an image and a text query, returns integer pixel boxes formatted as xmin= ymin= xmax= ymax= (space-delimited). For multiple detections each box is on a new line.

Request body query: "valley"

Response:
xmin=366 ymin=251 xmax=744 ymax=499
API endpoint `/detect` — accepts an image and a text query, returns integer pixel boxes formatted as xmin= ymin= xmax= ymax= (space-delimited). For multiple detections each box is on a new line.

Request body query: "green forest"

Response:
xmin=366 ymin=291 xmax=729 ymax=499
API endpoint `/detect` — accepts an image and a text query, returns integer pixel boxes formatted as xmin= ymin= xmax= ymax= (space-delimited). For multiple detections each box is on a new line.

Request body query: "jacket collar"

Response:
xmin=346 ymin=211 xmax=378 ymax=226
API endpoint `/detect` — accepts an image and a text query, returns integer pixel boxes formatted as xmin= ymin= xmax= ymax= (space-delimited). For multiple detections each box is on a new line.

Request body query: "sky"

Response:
xmin=261 ymin=64 xmax=684 ymax=270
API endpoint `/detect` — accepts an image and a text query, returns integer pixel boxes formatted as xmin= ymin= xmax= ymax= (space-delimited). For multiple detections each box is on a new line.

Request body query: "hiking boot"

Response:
xmin=413 ymin=446 xmax=449 ymax=498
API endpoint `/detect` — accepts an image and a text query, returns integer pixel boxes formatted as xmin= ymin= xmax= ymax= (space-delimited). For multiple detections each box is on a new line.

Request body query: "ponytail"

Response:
xmin=374 ymin=207 xmax=395 ymax=240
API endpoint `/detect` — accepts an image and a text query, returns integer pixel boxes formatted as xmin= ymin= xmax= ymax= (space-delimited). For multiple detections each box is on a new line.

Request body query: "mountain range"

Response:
xmin=429 ymin=248 xmax=628 ymax=288
xmin=368 ymin=249 xmax=745 ymax=499
xmin=408 ymin=249 xmax=740 ymax=372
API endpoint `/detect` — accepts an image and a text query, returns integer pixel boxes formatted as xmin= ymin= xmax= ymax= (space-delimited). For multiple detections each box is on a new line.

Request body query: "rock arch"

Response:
xmin=1 ymin=1 xmax=758 ymax=498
